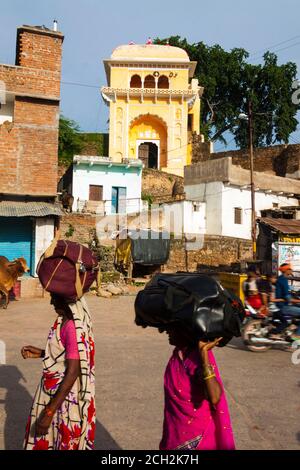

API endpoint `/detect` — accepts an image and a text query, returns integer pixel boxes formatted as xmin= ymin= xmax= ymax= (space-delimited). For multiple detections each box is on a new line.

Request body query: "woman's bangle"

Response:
xmin=203 ymin=364 xmax=214 ymax=377
xmin=204 ymin=374 xmax=216 ymax=381
xmin=41 ymin=349 xmax=45 ymax=358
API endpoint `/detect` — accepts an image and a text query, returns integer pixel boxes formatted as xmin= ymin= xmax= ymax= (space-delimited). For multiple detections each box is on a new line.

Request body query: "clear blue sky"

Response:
xmin=2 ymin=0 xmax=300 ymax=151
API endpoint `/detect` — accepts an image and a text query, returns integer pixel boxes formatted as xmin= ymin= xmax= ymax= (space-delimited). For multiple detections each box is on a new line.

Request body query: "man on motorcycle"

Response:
xmin=273 ymin=263 xmax=300 ymax=340
xmin=265 ymin=273 xmax=280 ymax=314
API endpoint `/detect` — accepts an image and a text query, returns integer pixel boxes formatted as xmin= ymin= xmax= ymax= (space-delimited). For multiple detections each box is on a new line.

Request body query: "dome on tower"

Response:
xmin=111 ymin=44 xmax=190 ymax=62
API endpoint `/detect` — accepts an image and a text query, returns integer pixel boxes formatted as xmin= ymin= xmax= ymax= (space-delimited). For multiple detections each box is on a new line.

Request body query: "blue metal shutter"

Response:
xmin=0 ymin=217 xmax=33 ymax=275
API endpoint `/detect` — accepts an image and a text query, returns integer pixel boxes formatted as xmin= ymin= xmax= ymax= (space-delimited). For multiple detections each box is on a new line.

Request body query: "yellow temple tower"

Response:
xmin=101 ymin=43 xmax=203 ymax=177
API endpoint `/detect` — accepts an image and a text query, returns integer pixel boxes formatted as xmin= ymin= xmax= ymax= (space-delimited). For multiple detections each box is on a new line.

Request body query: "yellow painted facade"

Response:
xmin=101 ymin=44 xmax=203 ymax=176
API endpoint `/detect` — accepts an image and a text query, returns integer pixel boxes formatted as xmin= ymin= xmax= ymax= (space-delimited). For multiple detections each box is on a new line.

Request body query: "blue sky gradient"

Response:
xmin=2 ymin=0 xmax=300 ymax=151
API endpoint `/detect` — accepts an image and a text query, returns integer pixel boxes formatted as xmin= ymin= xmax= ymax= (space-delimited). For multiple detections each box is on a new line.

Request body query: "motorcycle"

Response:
xmin=242 ymin=301 xmax=300 ymax=352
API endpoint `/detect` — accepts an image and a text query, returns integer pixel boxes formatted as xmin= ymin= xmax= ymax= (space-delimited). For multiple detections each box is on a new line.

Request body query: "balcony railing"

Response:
xmin=75 ymin=197 xmax=148 ymax=215
xmin=101 ymin=85 xmax=197 ymax=97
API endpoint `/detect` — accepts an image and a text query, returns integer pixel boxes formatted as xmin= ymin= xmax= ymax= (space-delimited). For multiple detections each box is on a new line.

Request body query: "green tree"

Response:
xmin=155 ymin=37 xmax=299 ymax=148
xmin=58 ymin=115 xmax=83 ymax=166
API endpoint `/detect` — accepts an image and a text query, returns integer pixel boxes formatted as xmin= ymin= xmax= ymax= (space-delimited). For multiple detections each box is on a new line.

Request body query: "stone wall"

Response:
xmin=60 ymin=215 xmax=252 ymax=274
xmin=191 ymin=138 xmax=212 ymax=164
xmin=59 ymin=213 xmax=116 ymax=272
xmin=58 ymin=164 xmax=69 ymax=183
xmin=191 ymin=134 xmax=300 ymax=177
xmin=142 ymin=168 xmax=184 ymax=202
xmin=59 ymin=213 xmax=96 ymax=245
xmin=164 ymin=235 xmax=252 ymax=272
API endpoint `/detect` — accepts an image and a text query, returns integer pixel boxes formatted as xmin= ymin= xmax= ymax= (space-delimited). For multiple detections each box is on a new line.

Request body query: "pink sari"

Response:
xmin=160 ymin=348 xmax=235 ymax=450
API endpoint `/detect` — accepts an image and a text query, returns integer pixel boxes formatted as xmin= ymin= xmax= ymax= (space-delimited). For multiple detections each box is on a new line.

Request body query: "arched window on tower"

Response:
xmin=130 ymin=74 xmax=142 ymax=88
xmin=158 ymin=75 xmax=169 ymax=89
xmin=144 ymin=75 xmax=155 ymax=88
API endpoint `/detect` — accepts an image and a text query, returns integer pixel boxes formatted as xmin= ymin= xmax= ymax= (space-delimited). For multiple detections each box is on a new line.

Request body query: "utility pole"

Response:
xmin=248 ymin=100 xmax=256 ymax=259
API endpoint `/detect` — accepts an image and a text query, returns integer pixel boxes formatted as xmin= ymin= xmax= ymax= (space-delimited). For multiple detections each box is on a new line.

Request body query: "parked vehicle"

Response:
xmin=242 ymin=300 xmax=300 ymax=352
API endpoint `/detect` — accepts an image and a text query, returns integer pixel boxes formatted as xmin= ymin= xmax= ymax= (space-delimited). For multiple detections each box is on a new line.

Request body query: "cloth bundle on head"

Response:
xmin=37 ymin=235 xmax=99 ymax=303
xmin=135 ymin=273 xmax=245 ymax=346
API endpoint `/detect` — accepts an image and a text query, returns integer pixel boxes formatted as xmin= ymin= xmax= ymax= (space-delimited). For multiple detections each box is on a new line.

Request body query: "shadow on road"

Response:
xmin=225 ymin=337 xmax=248 ymax=352
xmin=0 ymin=365 xmax=121 ymax=450
xmin=95 ymin=420 xmax=121 ymax=450
xmin=0 ymin=364 xmax=32 ymax=449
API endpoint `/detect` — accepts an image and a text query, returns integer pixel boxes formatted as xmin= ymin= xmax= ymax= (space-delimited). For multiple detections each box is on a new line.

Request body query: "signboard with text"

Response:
xmin=273 ymin=242 xmax=300 ymax=286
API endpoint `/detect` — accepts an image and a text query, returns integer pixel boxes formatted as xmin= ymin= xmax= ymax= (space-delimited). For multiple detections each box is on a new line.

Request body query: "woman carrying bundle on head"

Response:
xmin=22 ymin=293 xmax=96 ymax=450
xmin=134 ymin=272 xmax=243 ymax=451
xmin=158 ymin=324 xmax=235 ymax=450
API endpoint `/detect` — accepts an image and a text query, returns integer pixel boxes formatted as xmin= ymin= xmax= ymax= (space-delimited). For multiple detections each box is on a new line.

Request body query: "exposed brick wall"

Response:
xmin=0 ymin=64 xmax=60 ymax=99
xmin=14 ymin=97 xmax=58 ymax=126
xmin=164 ymin=236 xmax=252 ymax=272
xmin=0 ymin=26 xmax=63 ymax=196
xmin=15 ymin=127 xmax=58 ymax=194
xmin=191 ymin=134 xmax=300 ymax=177
xmin=0 ymin=123 xmax=19 ymax=191
xmin=0 ymin=117 xmax=59 ymax=195
xmin=16 ymin=28 xmax=63 ymax=73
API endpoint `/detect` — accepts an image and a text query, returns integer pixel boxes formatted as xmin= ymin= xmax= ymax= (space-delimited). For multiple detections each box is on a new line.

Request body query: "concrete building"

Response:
xmin=0 ymin=25 xmax=63 ymax=280
xmin=63 ymin=156 xmax=143 ymax=215
xmin=184 ymin=157 xmax=300 ymax=240
xmin=159 ymin=199 xmax=206 ymax=239
xmin=101 ymin=43 xmax=203 ymax=176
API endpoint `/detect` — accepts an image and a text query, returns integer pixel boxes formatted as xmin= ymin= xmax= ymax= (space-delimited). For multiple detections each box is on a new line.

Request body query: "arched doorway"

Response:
xmin=138 ymin=142 xmax=159 ymax=169
xmin=129 ymin=114 xmax=167 ymax=169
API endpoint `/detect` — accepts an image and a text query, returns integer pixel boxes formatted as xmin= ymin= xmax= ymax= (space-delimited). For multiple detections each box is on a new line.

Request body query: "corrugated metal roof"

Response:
xmin=0 ymin=201 xmax=63 ymax=217
xmin=258 ymin=217 xmax=300 ymax=234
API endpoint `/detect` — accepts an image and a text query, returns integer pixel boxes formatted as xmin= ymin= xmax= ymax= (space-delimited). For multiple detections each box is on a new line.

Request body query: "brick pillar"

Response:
xmin=0 ymin=25 xmax=64 ymax=196
xmin=15 ymin=25 xmax=64 ymax=72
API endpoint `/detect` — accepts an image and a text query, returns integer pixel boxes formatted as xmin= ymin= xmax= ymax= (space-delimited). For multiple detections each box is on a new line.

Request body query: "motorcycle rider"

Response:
xmin=272 ymin=263 xmax=300 ymax=340
xmin=265 ymin=273 xmax=280 ymax=315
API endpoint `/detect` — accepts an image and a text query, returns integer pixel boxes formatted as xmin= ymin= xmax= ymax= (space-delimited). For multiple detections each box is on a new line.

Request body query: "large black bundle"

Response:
xmin=134 ymin=273 xmax=245 ymax=346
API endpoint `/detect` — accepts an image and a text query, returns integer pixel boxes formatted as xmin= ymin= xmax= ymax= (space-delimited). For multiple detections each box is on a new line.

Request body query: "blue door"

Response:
xmin=111 ymin=187 xmax=127 ymax=214
xmin=0 ymin=217 xmax=33 ymax=275
xmin=111 ymin=187 xmax=118 ymax=214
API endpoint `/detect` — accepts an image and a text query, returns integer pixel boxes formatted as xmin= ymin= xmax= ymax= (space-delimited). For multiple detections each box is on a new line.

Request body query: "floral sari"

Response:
xmin=24 ymin=296 xmax=96 ymax=450
xmin=160 ymin=348 xmax=235 ymax=450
